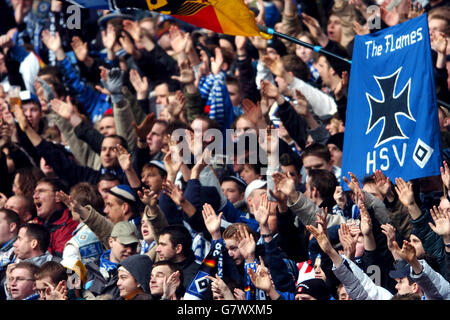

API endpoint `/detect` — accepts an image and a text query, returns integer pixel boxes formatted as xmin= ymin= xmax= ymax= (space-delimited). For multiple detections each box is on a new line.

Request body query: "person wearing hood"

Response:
xmin=117 ymin=254 xmax=153 ymax=300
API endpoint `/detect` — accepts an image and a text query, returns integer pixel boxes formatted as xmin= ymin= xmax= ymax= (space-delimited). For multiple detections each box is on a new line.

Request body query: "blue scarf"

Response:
xmin=139 ymin=240 xmax=155 ymax=255
xmin=99 ymin=250 xmax=118 ymax=273
xmin=23 ymin=293 xmax=40 ymax=300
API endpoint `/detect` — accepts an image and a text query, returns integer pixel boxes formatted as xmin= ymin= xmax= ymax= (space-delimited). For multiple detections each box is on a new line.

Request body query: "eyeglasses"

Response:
xmin=9 ymin=277 xmax=34 ymax=283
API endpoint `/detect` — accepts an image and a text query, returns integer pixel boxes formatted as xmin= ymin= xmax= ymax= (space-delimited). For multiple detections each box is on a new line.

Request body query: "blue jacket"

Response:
xmin=57 ymin=56 xmax=111 ymax=123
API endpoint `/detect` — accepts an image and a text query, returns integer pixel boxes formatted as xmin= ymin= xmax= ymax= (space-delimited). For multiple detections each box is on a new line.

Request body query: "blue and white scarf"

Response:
xmin=139 ymin=240 xmax=155 ymax=255
xmin=99 ymin=250 xmax=118 ymax=274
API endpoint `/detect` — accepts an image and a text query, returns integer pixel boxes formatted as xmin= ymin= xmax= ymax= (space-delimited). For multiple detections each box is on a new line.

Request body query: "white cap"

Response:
xmin=244 ymin=179 xmax=267 ymax=203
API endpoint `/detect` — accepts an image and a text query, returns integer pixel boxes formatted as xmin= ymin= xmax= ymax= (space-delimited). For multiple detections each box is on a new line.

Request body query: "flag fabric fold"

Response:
xmin=66 ymin=0 xmax=261 ymax=37
xmin=341 ymin=14 xmax=442 ymax=185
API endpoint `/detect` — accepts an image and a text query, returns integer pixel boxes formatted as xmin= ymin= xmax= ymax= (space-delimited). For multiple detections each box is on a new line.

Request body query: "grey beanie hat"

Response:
xmin=119 ymin=254 xmax=153 ymax=293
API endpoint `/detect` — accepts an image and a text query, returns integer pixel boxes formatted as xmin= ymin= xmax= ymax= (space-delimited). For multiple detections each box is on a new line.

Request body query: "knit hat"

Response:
xmin=107 ymin=185 xmax=136 ymax=204
xmin=119 ymin=254 xmax=153 ymax=293
xmin=296 ymin=278 xmax=330 ymax=300
xmin=111 ymin=221 xmax=139 ymax=245
xmin=326 ymin=132 xmax=344 ymax=151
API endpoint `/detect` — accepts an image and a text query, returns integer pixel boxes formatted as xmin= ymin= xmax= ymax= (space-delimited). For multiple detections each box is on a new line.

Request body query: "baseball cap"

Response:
xmin=221 ymin=175 xmax=248 ymax=189
xmin=147 ymin=160 xmax=167 ymax=175
xmin=244 ymin=179 xmax=267 ymax=202
xmin=110 ymin=221 xmax=139 ymax=245
xmin=107 ymin=185 xmax=136 ymax=203
xmin=389 ymin=260 xmax=411 ymax=280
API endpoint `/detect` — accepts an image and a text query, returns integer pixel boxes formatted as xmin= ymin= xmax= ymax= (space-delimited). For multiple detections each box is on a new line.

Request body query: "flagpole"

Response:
xmin=257 ymin=24 xmax=352 ymax=65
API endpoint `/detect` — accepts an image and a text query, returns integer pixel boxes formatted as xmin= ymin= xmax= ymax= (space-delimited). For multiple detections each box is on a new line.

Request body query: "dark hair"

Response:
xmin=362 ymin=174 xmax=376 ymax=185
xmin=103 ymin=134 xmax=128 ymax=152
xmin=37 ymin=177 xmax=68 ymax=195
xmin=35 ymin=261 xmax=68 ymax=284
xmin=0 ymin=208 xmax=21 ymax=230
xmin=97 ymin=173 xmax=120 ymax=185
xmin=70 ymin=182 xmax=104 ymax=213
xmin=15 ymin=167 xmax=45 ymax=198
xmin=20 ymin=223 xmax=50 ymax=253
xmin=391 ymin=293 xmax=422 ymax=300
xmin=220 ymin=178 xmax=245 ymax=194
xmin=308 ymin=169 xmax=338 ymax=200
xmin=302 ymin=143 xmax=331 ymax=163
xmin=280 ymin=153 xmax=303 ymax=172
xmin=282 ymin=54 xmax=310 ymax=81
xmin=159 ymin=225 xmax=193 ymax=257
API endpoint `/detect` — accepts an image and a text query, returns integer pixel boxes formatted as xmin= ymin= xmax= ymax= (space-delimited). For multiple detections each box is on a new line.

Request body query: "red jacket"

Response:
xmin=34 ymin=208 xmax=79 ymax=257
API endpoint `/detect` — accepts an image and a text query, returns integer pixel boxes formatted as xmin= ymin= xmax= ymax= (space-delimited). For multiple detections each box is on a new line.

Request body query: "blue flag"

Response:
xmin=341 ymin=14 xmax=442 ymax=186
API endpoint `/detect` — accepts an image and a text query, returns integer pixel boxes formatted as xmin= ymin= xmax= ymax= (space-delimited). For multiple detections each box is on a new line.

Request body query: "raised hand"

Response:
xmin=101 ymin=28 xmax=116 ymax=50
xmin=334 ymin=186 xmax=347 ymax=209
xmin=380 ymin=5 xmax=400 ymax=27
xmin=116 ymin=144 xmax=131 ymax=171
xmin=301 ymin=13 xmax=328 ymax=46
xmin=254 ymin=193 xmax=271 ymax=229
xmin=262 ymin=55 xmax=285 ymax=78
xmin=380 ymin=223 xmax=399 ymax=256
xmin=167 ymin=90 xmax=185 ymax=119
xmin=162 ymin=180 xmax=186 ymax=206
xmin=342 ymin=172 xmax=362 ymax=195
xmin=98 ymin=67 xmax=124 ymax=104
xmin=392 ymin=240 xmax=417 ymax=264
xmin=407 ymin=0 xmax=424 ymax=19
xmin=374 ymin=169 xmax=392 ymax=198
xmin=50 ymin=98 xmax=73 ymax=120
xmin=429 ymin=206 xmax=450 ymax=237
xmin=441 ymin=161 xmax=450 ymax=190
xmin=123 ymin=20 xmax=141 ymax=43
xmin=394 ymin=177 xmax=415 ymax=207
xmin=138 ymin=187 xmax=158 ymax=209
xmin=358 ymin=191 xmax=372 ymax=237
xmin=129 ymin=69 xmax=149 ymax=100
xmin=56 ymin=190 xmax=87 ymax=218
xmin=119 ymin=31 xmax=137 ymax=56
xmin=271 ymin=172 xmax=296 ymax=199
xmin=132 ymin=112 xmax=155 ymax=141
xmin=334 ymin=70 xmax=349 ymax=101
xmin=236 ymin=224 xmax=256 ymax=263
xmin=43 ymin=280 xmax=68 ymax=300
xmin=206 ymin=273 xmax=235 ymax=300
xmin=338 ymin=223 xmax=357 ymax=260
xmin=168 ymin=25 xmax=188 ymax=54
xmin=11 ymin=103 xmax=29 ymax=132
xmin=162 ymin=271 xmax=181 ymax=300
xmin=41 ymin=30 xmax=62 ymax=53
xmin=248 ymin=257 xmax=273 ymax=294
xmin=70 ymin=36 xmax=89 ymax=62
xmin=201 ymin=203 xmax=223 ymax=240
xmin=233 ymin=288 xmax=245 ymax=300
xmin=241 ymin=98 xmax=264 ymax=126
xmin=260 ymin=79 xmax=280 ymax=100
xmin=210 ymin=47 xmax=224 ymax=76
xmin=352 ymin=21 xmax=370 ymax=36
xmin=171 ymin=59 xmax=195 ymax=85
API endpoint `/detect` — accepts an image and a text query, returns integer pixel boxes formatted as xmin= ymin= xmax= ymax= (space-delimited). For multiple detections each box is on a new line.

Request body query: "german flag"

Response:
xmin=69 ymin=0 xmax=263 ymax=37
xmin=202 ymin=258 xmax=216 ymax=268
